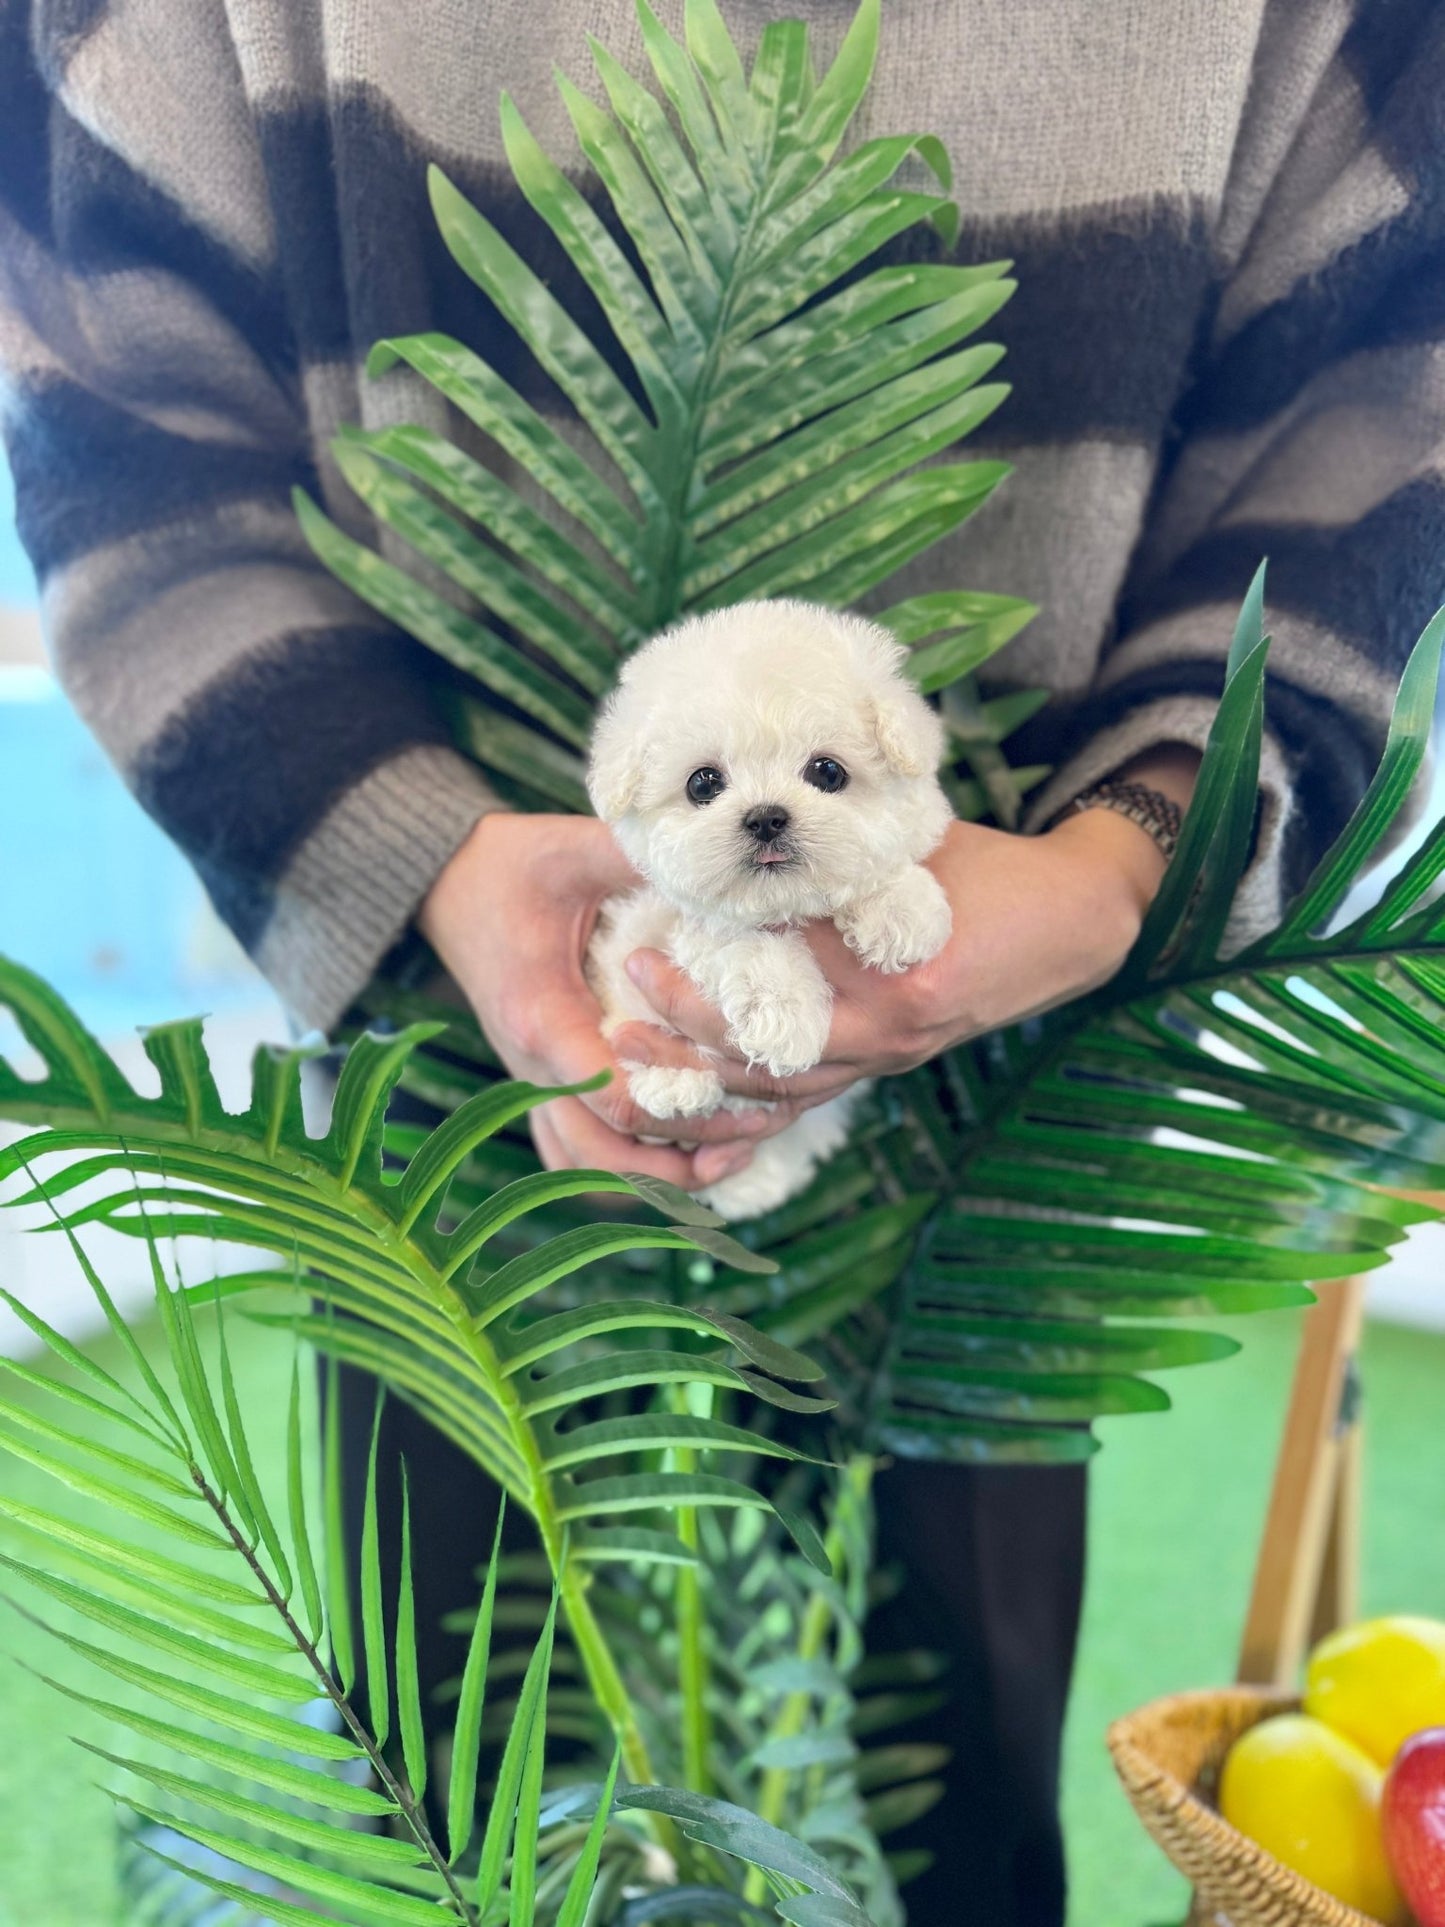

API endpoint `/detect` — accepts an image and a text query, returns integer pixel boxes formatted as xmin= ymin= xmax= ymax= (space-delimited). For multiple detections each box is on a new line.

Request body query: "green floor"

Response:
xmin=1064 ymin=1307 xmax=1445 ymax=1926
xmin=0 ymin=1301 xmax=309 ymax=1927
xmin=0 ymin=1300 xmax=1441 ymax=1925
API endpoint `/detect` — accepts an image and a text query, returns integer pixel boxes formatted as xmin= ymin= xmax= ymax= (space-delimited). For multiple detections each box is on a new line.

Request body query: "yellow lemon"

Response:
xmin=1305 ymin=1615 xmax=1445 ymax=1768
xmin=1219 ymin=1713 xmax=1406 ymax=1925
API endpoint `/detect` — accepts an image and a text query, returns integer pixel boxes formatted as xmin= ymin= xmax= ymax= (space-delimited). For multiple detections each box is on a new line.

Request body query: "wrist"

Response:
xmin=1046 ymin=804 xmax=1171 ymax=919
xmin=1045 ymin=744 xmax=1201 ymax=915
xmin=418 ymin=808 xmax=506 ymax=959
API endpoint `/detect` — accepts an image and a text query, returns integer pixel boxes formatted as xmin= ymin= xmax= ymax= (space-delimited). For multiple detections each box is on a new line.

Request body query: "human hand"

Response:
xmin=612 ymin=749 xmax=1198 ymax=1115
xmin=417 ymin=812 xmax=776 ymax=1188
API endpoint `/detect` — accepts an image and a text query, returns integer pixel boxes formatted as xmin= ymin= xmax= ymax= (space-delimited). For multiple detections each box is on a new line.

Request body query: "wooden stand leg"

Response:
xmin=1236 ymin=1275 xmax=1367 ymax=1688
xmin=1311 ymin=1411 xmax=1363 ymax=1647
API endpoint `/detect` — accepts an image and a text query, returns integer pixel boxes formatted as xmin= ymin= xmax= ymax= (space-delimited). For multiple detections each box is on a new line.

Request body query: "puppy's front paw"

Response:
xmin=690 ymin=932 xmax=833 ymax=1078
xmin=624 ymin=1062 xmax=724 ymax=1121
xmin=727 ymin=993 xmax=831 ymax=1078
xmin=841 ymin=868 xmax=953 ymax=974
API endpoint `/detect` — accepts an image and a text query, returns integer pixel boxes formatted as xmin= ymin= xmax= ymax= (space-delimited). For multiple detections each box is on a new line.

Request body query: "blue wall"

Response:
xmin=0 ymin=458 xmax=266 ymax=1035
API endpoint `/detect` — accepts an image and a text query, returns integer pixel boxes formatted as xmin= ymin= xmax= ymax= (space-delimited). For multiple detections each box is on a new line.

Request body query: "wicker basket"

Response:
xmin=1106 ymin=1686 xmax=1390 ymax=1927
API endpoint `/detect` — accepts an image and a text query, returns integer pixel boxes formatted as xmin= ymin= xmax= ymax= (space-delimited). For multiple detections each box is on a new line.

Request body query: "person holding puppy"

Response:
xmin=3 ymin=3 xmax=1437 ymax=1921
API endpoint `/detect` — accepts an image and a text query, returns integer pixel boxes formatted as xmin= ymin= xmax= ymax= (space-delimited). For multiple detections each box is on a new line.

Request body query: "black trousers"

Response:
xmin=336 ymin=1364 xmax=1087 ymax=1927
xmin=868 ymin=1456 xmax=1087 ymax=1927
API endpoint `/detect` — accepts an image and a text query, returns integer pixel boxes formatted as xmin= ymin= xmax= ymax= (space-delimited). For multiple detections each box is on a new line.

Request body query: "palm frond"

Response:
xmin=493 ymin=1450 xmax=934 ymax=1926
xmin=295 ymin=0 xmax=1035 ymax=814
xmin=0 ymin=1249 xmax=488 ymax=1922
xmin=0 ymin=1235 xmax=873 ymax=1926
xmin=601 ymin=577 xmax=1445 ymax=1465
xmin=0 ymin=983 xmax=834 ymax=1788
xmin=857 ymin=577 xmax=1445 ymax=1461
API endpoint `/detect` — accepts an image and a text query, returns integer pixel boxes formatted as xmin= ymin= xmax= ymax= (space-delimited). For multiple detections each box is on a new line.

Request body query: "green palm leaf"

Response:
xmin=0 ymin=977 xmax=837 ymax=1788
xmin=0 ymin=1266 xmax=494 ymax=1922
xmin=0 ymin=1248 xmax=853 ymax=1927
xmin=296 ymin=0 xmax=1035 ymax=815
xmin=563 ymin=577 xmax=1439 ymax=1470
xmin=846 ymin=581 xmax=1445 ymax=1462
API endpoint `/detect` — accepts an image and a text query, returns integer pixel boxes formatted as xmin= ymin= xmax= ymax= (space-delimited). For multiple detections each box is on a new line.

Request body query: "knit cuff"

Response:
xmin=1021 ymin=694 xmax=1294 ymax=952
xmin=254 ymin=743 xmax=501 ymax=1033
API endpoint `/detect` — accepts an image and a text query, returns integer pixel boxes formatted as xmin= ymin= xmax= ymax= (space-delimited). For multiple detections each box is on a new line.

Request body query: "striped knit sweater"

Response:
xmin=2 ymin=0 xmax=1441 ymax=1031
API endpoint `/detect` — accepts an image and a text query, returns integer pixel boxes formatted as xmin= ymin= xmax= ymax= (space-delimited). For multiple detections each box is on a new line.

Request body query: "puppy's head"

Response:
xmin=587 ymin=599 xmax=952 ymax=923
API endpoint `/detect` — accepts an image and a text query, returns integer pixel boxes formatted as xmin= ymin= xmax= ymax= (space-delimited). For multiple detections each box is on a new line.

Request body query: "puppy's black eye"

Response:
xmin=803 ymin=756 xmax=848 ymax=793
xmin=686 ymin=766 xmax=727 ymax=805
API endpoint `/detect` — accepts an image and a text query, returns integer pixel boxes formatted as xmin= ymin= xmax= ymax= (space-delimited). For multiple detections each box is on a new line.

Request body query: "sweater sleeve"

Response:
xmin=0 ymin=1 xmax=499 ymax=1033
xmin=1023 ymin=3 xmax=1445 ymax=940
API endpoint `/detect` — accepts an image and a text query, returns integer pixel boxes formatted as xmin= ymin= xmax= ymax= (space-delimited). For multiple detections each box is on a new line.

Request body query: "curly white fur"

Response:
xmin=585 ymin=599 xmax=953 ymax=1220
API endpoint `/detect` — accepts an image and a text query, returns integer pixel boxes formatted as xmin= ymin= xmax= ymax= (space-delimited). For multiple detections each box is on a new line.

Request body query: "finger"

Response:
xmin=801 ymin=921 xmax=930 ymax=1062
xmin=527 ymin=997 xmax=764 ymax=1145
xmin=604 ymin=1093 xmax=777 ymax=1145
xmin=623 ymin=945 xmax=888 ymax=1086
xmin=608 ymin=1021 xmax=848 ymax=1110
xmin=532 ymin=1095 xmax=754 ymax=1191
xmin=529 ymin=1104 xmax=584 ymax=1175
xmin=607 ymin=1021 xmax=716 ymax=1077
xmin=694 ymin=1139 xmax=762 ymax=1187
xmin=707 ymin=1055 xmax=851 ymax=1107
xmin=584 ymin=1053 xmax=774 ymax=1144
xmin=623 ymin=950 xmax=737 ymax=1056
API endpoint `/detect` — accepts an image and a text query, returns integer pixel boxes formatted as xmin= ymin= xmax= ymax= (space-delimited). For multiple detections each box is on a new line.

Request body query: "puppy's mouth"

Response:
xmin=749 ymin=845 xmax=794 ymax=868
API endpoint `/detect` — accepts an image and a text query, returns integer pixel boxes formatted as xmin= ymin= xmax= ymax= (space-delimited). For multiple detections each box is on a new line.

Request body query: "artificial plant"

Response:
xmin=5 ymin=625 xmax=1445 ymax=1926
xmin=0 ymin=1209 xmax=864 ymax=1924
xmin=4 ymin=0 xmax=1445 ymax=1919
xmin=290 ymin=0 xmax=1445 ymax=1461
xmin=294 ymin=0 xmax=1041 ymax=831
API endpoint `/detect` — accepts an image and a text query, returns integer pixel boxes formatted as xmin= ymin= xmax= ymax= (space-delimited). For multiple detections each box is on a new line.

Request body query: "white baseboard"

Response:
xmin=1366 ymin=1220 xmax=1445 ymax=1332
xmin=0 ymin=1005 xmax=287 ymax=1359
xmin=0 ymin=605 xmax=43 ymax=667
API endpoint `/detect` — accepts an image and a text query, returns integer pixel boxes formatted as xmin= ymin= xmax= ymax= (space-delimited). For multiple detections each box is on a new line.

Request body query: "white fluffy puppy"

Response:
xmin=586 ymin=599 xmax=954 ymax=1220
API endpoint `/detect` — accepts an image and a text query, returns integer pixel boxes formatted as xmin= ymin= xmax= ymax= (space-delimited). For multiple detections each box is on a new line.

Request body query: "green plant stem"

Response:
xmin=642 ymin=87 xmax=776 ymax=624
xmin=20 ymin=1116 xmax=677 ymax=1855
xmin=671 ymin=1386 xmax=713 ymax=1796
xmin=191 ymin=1463 xmax=479 ymax=1925
xmin=445 ymin=1279 xmax=679 ymax=1851
xmin=371 ymin=1197 xmax=667 ymax=1811
xmin=744 ymin=1455 xmax=875 ymax=1906
xmin=459 ymin=1282 xmax=667 ymax=1820
xmin=676 ymin=1511 xmax=709 ymax=1789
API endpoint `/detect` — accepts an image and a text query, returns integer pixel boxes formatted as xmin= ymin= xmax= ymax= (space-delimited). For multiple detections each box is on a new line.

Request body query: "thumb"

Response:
xmin=579 ymin=816 xmax=643 ymax=896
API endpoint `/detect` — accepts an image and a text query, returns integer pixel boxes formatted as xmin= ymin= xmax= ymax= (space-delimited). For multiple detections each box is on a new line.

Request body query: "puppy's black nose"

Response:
xmin=743 ymin=803 xmax=791 ymax=844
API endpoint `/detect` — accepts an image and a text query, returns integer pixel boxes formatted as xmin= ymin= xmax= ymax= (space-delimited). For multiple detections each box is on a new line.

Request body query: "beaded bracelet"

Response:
xmin=1061 ymin=779 xmax=1182 ymax=863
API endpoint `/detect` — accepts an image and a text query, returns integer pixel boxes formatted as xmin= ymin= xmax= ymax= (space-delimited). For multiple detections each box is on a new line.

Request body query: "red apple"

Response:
xmin=1384 ymin=1728 xmax=1445 ymax=1927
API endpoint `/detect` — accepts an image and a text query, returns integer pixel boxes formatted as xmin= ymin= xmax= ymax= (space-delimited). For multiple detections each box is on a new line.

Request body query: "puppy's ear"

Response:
xmin=869 ymin=684 xmax=946 ymax=778
xmin=587 ymin=702 xmax=646 ymax=820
